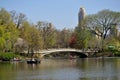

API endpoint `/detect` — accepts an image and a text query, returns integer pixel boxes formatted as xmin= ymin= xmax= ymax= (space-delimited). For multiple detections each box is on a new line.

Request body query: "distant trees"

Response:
xmin=0 ymin=8 xmax=120 ymax=54
xmin=36 ymin=21 xmax=73 ymax=48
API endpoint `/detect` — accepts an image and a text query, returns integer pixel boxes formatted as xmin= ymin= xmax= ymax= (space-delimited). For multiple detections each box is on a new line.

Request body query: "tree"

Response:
xmin=20 ymin=21 xmax=43 ymax=54
xmin=59 ymin=28 xmax=73 ymax=48
xmin=87 ymin=9 xmax=120 ymax=50
xmin=75 ymin=29 xmax=91 ymax=49
xmin=36 ymin=21 xmax=56 ymax=49
xmin=105 ymin=36 xmax=120 ymax=49
xmin=10 ymin=10 xmax=26 ymax=29
xmin=0 ymin=8 xmax=19 ymax=52
xmin=0 ymin=8 xmax=11 ymax=25
xmin=0 ymin=25 xmax=6 ymax=51
xmin=87 ymin=9 xmax=120 ymax=40
xmin=69 ymin=33 xmax=77 ymax=48
xmin=74 ymin=17 xmax=92 ymax=49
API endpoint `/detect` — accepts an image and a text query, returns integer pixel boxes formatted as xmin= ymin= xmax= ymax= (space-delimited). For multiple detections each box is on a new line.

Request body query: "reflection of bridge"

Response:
xmin=33 ymin=48 xmax=97 ymax=58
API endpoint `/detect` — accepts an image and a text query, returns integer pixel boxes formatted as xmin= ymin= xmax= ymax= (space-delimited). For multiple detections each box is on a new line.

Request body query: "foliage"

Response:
xmin=0 ymin=8 xmax=19 ymax=52
xmin=104 ymin=36 xmax=120 ymax=49
xmin=20 ymin=21 xmax=43 ymax=53
xmin=87 ymin=36 xmax=101 ymax=48
xmin=108 ymin=49 xmax=120 ymax=56
xmin=69 ymin=34 xmax=77 ymax=48
xmin=1 ymin=8 xmax=120 ymax=58
xmin=10 ymin=10 xmax=26 ymax=29
xmin=0 ymin=25 xmax=6 ymax=50
xmin=59 ymin=28 xmax=72 ymax=48
xmin=0 ymin=8 xmax=11 ymax=25
xmin=113 ymin=50 xmax=120 ymax=56
xmin=87 ymin=9 xmax=120 ymax=39
xmin=36 ymin=21 xmax=57 ymax=48
xmin=0 ymin=52 xmax=16 ymax=61
xmin=74 ymin=25 xmax=92 ymax=49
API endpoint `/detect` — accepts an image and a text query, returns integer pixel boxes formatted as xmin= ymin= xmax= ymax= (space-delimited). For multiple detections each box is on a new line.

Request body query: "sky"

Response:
xmin=0 ymin=0 xmax=120 ymax=29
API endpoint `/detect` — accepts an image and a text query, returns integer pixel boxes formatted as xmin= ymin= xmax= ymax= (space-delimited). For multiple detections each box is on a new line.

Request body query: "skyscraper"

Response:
xmin=78 ymin=7 xmax=86 ymax=30
xmin=78 ymin=7 xmax=86 ymax=25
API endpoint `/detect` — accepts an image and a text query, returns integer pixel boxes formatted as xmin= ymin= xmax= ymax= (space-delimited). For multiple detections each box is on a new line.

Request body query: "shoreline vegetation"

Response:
xmin=0 ymin=48 xmax=120 ymax=61
xmin=0 ymin=52 xmax=18 ymax=61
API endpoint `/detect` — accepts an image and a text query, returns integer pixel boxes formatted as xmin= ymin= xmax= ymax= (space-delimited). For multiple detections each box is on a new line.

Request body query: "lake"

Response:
xmin=0 ymin=57 xmax=120 ymax=80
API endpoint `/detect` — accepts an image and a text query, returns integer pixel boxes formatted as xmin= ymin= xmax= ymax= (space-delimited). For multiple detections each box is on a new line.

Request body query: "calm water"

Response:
xmin=0 ymin=58 xmax=120 ymax=80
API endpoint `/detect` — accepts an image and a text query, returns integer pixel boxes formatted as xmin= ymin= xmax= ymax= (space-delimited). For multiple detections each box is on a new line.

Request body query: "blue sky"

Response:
xmin=0 ymin=0 xmax=120 ymax=29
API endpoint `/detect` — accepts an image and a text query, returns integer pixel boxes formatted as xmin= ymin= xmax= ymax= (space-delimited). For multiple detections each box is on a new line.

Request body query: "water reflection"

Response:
xmin=0 ymin=58 xmax=120 ymax=80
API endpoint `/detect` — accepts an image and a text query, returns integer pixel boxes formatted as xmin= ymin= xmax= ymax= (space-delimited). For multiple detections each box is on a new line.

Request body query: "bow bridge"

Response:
xmin=32 ymin=48 xmax=97 ymax=58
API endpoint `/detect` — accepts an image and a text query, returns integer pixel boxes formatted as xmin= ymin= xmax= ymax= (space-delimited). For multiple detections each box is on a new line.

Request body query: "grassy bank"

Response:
xmin=0 ymin=52 xmax=21 ymax=61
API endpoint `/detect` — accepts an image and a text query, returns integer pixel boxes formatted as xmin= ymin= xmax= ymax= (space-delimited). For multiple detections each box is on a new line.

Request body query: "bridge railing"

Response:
xmin=21 ymin=48 xmax=98 ymax=54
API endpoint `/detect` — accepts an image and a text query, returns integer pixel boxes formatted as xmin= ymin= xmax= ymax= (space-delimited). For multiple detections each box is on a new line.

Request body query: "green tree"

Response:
xmin=36 ymin=21 xmax=56 ymax=49
xmin=0 ymin=8 xmax=19 ymax=52
xmin=0 ymin=25 xmax=6 ymax=51
xmin=4 ymin=23 xmax=19 ymax=52
xmin=105 ymin=36 xmax=120 ymax=49
xmin=60 ymin=28 xmax=73 ymax=48
xmin=87 ymin=9 xmax=120 ymax=39
xmin=87 ymin=9 xmax=120 ymax=50
xmin=75 ymin=29 xmax=91 ymax=49
xmin=0 ymin=8 xmax=11 ymax=25
xmin=75 ymin=18 xmax=92 ymax=49
xmin=20 ymin=21 xmax=43 ymax=54
xmin=88 ymin=36 xmax=101 ymax=48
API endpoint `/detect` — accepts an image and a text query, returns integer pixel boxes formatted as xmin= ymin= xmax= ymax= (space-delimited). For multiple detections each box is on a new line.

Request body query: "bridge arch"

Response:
xmin=44 ymin=51 xmax=87 ymax=58
xmin=38 ymin=49 xmax=88 ymax=58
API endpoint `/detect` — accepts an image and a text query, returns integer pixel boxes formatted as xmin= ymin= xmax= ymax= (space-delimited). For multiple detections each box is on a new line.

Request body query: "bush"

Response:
xmin=0 ymin=52 xmax=16 ymax=61
xmin=113 ymin=50 xmax=120 ymax=56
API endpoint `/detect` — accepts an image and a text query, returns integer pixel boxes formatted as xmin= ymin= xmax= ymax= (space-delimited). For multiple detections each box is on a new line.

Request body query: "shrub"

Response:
xmin=113 ymin=50 xmax=120 ymax=56
xmin=0 ymin=52 xmax=16 ymax=61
